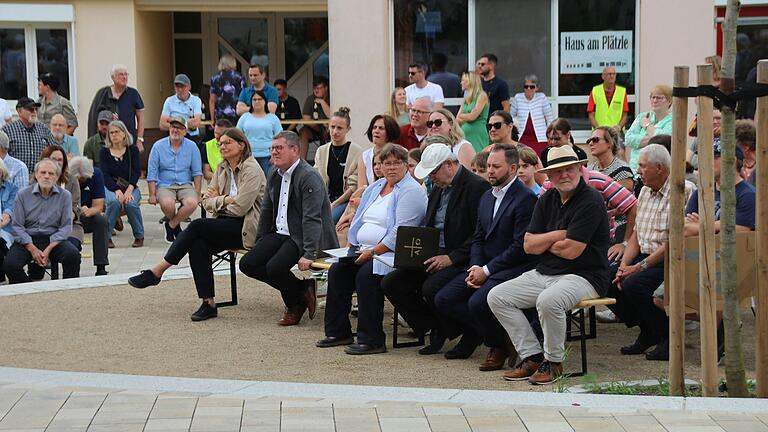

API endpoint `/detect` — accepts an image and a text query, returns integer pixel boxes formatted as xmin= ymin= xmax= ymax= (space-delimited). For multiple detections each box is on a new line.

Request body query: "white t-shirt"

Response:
xmin=405 ymin=81 xmax=445 ymax=106
xmin=0 ymin=99 xmax=12 ymax=128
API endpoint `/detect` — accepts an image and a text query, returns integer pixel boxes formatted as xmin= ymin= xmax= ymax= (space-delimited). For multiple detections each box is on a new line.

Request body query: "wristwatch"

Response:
xmin=639 ymin=258 xmax=649 ymax=271
xmin=137 ymin=137 xmax=145 ymax=143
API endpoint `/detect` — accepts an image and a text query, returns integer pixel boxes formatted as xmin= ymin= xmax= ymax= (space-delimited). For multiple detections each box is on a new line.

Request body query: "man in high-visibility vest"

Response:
xmin=202 ymin=119 xmax=232 ymax=181
xmin=587 ymin=66 xmax=629 ymax=130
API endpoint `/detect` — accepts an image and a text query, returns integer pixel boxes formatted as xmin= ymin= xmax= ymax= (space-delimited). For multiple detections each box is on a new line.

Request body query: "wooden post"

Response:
xmin=669 ymin=66 xmax=689 ymax=396
xmin=696 ymin=64 xmax=719 ymax=396
xmin=756 ymin=59 xmax=768 ymax=398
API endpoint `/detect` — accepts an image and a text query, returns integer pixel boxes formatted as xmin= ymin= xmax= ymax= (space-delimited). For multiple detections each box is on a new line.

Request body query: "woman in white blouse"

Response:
xmin=510 ymin=74 xmax=555 ymax=156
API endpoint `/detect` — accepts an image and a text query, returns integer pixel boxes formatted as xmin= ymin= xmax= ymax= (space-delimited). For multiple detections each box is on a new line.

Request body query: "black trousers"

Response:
xmin=239 ymin=232 xmax=306 ymax=309
xmin=381 ymin=266 xmax=465 ymax=337
xmin=82 ymin=214 xmax=109 ymax=266
xmin=324 ymin=259 xmax=385 ymax=346
xmin=165 ymin=217 xmax=244 ymax=299
xmin=3 ymin=235 xmax=81 ymax=284
xmin=607 ymin=254 xmax=668 ymax=342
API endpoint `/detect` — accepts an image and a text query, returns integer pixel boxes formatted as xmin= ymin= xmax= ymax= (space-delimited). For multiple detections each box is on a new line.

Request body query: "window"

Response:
xmin=284 ymin=18 xmax=328 ymax=80
xmin=0 ymin=29 xmax=26 ymax=100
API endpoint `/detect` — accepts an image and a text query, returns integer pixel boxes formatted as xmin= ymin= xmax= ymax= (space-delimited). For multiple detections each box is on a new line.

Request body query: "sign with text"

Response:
xmin=560 ymin=31 xmax=633 ymax=74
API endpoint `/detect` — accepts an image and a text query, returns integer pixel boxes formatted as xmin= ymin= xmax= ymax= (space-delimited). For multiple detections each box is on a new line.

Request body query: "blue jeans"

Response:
xmin=331 ymin=199 xmax=348 ymax=224
xmin=255 ymin=157 xmax=270 ymax=176
xmin=105 ymin=188 xmax=144 ymax=240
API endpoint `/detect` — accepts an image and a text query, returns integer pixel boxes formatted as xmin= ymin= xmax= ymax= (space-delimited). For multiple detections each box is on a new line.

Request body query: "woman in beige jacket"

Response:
xmin=128 ymin=128 xmax=266 ymax=322
xmin=313 ymin=107 xmax=362 ymax=223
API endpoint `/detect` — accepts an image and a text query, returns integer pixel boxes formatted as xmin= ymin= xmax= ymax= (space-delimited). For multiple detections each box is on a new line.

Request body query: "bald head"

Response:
xmin=409 ymin=97 xmax=432 ymax=131
xmin=602 ymin=66 xmax=617 ymax=87
xmin=49 ymin=113 xmax=68 ymax=141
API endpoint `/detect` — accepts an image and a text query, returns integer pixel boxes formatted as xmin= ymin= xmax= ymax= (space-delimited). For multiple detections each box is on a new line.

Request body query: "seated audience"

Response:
xmin=607 ymin=144 xmax=695 ymax=361
xmin=426 ymin=108 xmax=475 ymax=169
xmin=3 ymin=97 xmax=56 ymax=173
xmin=588 ymin=127 xmax=634 ymax=191
xmin=0 ymin=160 xmax=18 ymax=283
xmin=317 ymin=144 xmax=426 ymax=354
xmin=388 ymin=87 xmax=410 ymax=126
xmin=3 ymin=159 xmax=80 ymax=283
xmin=130 ymin=128 xmax=266 ymax=321
xmin=0 ymin=131 xmax=28 ymax=189
xmin=624 ymin=85 xmax=673 ymax=173
xmin=84 ymin=110 xmax=113 ymax=165
xmin=49 ymin=114 xmax=79 ymax=158
xmin=274 ymin=79 xmax=302 ymax=130
xmin=434 ymin=144 xmax=538 ymax=370
xmin=202 ymin=119 xmax=233 ymax=181
xmin=159 ymin=74 xmax=203 ymax=144
xmin=470 ymin=151 xmax=489 ymax=181
xmin=482 ymin=111 xmax=519 ymax=152
xmin=487 ymin=145 xmax=610 ymax=385
xmin=314 ymin=107 xmax=362 ymax=224
xmin=540 ymin=118 xmax=588 ymax=168
xmin=147 ymin=117 xmax=201 ymax=243
xmin=382 ymin=139 xmax=490 ymax=354
xmin=102 ymin=120 xmax=143 ymax=248
xmin=298 ymin=77 xmax=331 ymax=160
xmin=357 ymin=114 xmax=400 ymax=190
xmin=736 ymin=120 xmax=757 ymax=185
xmin=516 ymin=145 xmax=542 ymax=195
xmin=70 ymin=157 xmax=110 ymax=276
xmin=407 ymin=148 xmax=422 ymax=181
xmin=236 ymin=89 xmax=282 ymax=175
xmin=239 ymin=131 xmax=338 ymax=326
xmin=394 ymin=97 xmax=430 ymax=150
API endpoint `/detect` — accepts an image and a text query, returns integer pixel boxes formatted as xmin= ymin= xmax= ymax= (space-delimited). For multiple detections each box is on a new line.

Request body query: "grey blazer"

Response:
xmin=256 ymin=159 xmax=339 ymax=259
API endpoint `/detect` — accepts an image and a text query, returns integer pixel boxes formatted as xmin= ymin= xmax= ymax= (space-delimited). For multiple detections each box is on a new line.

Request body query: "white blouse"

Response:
xmin=356 ymin=192 xmax=391 ymax=248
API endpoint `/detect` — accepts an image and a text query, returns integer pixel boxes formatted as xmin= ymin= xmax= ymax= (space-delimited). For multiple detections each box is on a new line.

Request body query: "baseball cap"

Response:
xmin=173 ymin=74 xmax=191 ymax=86
xmin=169 ymin=116 xmax=188 ymax=128
xmin=98 ymin=110 xmax=114 ymax=123
xmin=713 ymin=138 xmax=744 ymax=162
xmin=16 ymin=97 xmax=41 ymax=110
xmin=414 ymin=143 xmax=453 ymax=179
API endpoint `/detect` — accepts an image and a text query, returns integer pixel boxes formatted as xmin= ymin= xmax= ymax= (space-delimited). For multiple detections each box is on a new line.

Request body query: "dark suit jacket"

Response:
xmin=256 ymin=159 xmax=339 ymax=260
xmin=470 ymin=177 xmax=538 ymax=281
xmin=425 ymin=167 xmax=490 ymax=267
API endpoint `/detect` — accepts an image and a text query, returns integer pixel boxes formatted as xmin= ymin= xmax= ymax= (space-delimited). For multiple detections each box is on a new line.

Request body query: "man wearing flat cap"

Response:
xmin=1 ymin=97 xmax=56 ymax=173
xmin=160 ymin=73 xmax=203 ymax=144
xmin=487 ymin=145 xmax=610 ymax=385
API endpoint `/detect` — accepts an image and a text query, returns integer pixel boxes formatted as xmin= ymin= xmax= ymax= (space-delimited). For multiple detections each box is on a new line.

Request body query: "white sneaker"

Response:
xmin=595 ymin=309 xmax=621 ymax=323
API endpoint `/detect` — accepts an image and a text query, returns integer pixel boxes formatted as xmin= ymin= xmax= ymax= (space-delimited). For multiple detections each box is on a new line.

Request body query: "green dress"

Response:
xmin=460 ymin=93 xmax=490 ymax=152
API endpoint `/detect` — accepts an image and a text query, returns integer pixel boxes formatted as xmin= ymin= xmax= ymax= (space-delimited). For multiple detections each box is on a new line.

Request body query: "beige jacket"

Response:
xmin=202 ymin=157 xmax=266 ymax=249
xmin=314 ymin=141 xmax=362 ymax=197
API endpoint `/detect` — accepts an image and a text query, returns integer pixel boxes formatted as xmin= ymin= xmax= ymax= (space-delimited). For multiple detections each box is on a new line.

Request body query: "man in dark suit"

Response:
xmin=434 ymin=143 xmax=538 ymax=371
xmin=381 ymin=139 xmax=490 ymax=355
xmin=239 ymin=130 xmax=338 ymax=326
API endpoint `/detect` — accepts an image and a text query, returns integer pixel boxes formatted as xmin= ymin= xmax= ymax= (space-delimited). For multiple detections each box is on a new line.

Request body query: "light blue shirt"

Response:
xmin=1 ymin=154 xmax=29 ymax=189
xmin=348 ymin=173 xmax=427 ymax=275
xmin=236 ymin=113 xmax=283 ymax=158
xmin=147 ymin=137 xmax=202 ymax=187
xmin=56 ymin=134 xmax=80 ymax=156
xmin=161 ymin=94 xmax=203 ymax=136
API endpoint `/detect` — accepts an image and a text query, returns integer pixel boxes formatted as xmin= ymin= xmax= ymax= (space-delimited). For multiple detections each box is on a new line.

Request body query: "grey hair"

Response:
xmin=0 ymin=159 xmax=8 ymax=182
xmin=524 ymin=74 xmax=539 ymax=85
xmin=110 ymin=64 xmax=128 ymax=77
xmin=273 ymin=130 xmax=300 ymax=148
xmin=69 ymin=156 xmax=94 ymax=179
xmin=640 ymin=144 xmax=671 ymax=171
xmin=108 ymin=120 xmax=134 ymax=148
xmin=35 ymin=158 xmax=62 ymax=177
xmin=0 ymin=130 xmax=8 ymax=150
xmin=413 ymin=96 xmax=433 ymax=110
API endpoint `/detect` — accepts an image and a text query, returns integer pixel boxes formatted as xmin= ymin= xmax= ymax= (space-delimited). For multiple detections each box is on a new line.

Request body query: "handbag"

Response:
xmin=114 ymin=147 xmax=132 ymax=192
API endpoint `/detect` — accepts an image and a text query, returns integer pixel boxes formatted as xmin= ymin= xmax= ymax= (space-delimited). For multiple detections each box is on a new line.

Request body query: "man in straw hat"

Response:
xmin=487 ymin=145 xmax=610 ymax=385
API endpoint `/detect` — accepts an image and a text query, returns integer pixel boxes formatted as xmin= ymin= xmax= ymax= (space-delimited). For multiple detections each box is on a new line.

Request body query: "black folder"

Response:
xmin=393 ymin=226 xmax=439 ymax=270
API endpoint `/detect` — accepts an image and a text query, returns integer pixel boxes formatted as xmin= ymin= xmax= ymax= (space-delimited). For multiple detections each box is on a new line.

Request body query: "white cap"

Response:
xmin=414 ymin=144 xmax=453 ymax=179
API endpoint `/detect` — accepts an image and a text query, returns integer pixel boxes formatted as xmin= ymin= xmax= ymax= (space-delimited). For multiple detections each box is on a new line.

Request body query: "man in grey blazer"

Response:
xmin=240 ymin=130 xmax=338 ymax=326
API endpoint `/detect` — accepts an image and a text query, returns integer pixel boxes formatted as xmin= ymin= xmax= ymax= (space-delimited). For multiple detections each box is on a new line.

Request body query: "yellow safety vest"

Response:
xmin=205 ymin=138 xmax=223 ymax=171
xmin=592 ymin=84 xmax=626 ymax=128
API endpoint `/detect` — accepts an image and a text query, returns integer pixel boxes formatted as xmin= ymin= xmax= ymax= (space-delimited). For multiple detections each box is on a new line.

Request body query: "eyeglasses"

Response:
xmin=382 ymin=160 xmax=404 ymax=168
xmin=650 ymin=95 xmax=667 ymax=101
xmin=426 ymin=119 xmax=445 ymax=128
xmin=428 ymin=163 xmax=444 ymax=177
xmin=524 ymin=85 xmax=537 ymax=89
xmin=585 ymin=136 xmax=601 ymax=145
xmin=547 ymin=134 xmax=564 ymax=141
xmin=410 ymin=109 xmax=430 ymax=115
xmin=486 ymin=122 xmax=505 ymax=131
xmin=408 ymin=71 xmax=419 ymax=76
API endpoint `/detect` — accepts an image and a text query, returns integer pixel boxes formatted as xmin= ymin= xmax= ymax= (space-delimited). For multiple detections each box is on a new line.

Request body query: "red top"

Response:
xmin=393 ymin=124 xmax=425 ymax=150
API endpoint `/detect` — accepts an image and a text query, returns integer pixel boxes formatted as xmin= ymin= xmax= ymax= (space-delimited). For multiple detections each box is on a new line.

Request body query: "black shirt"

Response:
xmin=481 ymin=76 xmax=510 ymax=114
xmin=276 ymin=95 xmax=302 ymax=130
xmin=327 ymin=142 xmax=350 ymax=198
xmin=528 ymin=177 xmax=610 ymax=295
xmin=540 ymin=144 xmax=588 ymax=168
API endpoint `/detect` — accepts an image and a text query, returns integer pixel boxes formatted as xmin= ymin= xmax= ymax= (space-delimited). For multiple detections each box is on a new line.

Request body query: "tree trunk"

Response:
xmin=721 ymin=0 xmax=749 ymax=398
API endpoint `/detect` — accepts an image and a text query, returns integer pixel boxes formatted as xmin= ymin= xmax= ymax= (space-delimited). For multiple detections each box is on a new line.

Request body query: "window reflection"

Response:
xmin=0 ymin=28 xmax=26 ymax=99
xmin=36 ymin=29 xmax=70 ymax=99
xmin=284 ymin=18 xmax=328 ymax=80
xmin=218 ymin=18 xmax=269 ymax=75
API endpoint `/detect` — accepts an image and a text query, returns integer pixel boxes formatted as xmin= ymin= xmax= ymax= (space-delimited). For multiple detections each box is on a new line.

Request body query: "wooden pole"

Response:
xmin=756 ymin=59 xmax=768 ymax=398
xmin=669 ymin=66 xmax=689 ymax=396
xmin=696 ymin=64 xmax=719 ymax=397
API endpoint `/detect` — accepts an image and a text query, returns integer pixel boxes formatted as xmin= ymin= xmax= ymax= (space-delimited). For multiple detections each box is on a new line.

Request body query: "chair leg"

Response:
xmin=392 ymin=306 xmax=424 ymax=349
xmin=215 ymin=251 xmax=238 ymax=308
xmin=50 ymin=261 xmax=59 ymax=280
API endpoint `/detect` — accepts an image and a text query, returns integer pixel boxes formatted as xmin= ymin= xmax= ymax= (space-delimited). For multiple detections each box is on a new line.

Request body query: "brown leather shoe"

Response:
xmin=277 ymin=306 xmax=306 ymax=326
xmin=503 ymin=358 xmax=542 ymax=381
xmin=304 ymin=280 xmax=317 ymax=320
xmin=132 ymin=238 xmax=144 ymax=248
xmin=479 ymin=347 xmax=510 ymax=371
xmin=528 ymin=360 xmax=563 ymax=385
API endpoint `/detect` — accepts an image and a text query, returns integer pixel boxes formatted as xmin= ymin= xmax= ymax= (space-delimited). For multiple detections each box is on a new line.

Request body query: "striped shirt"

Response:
xmin=635 ymin=179 xmax=696 ymax=255
xmin=510 ymin=93 xmax=554 ymax=143
xmin=541 ymin=167 xmax=637 ymax=239
xmin=588 ymin=158 xmax=634 ymax=183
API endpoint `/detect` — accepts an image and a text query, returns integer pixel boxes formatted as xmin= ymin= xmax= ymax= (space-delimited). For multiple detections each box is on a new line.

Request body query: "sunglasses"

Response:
xmin=408 ymin=71 xmax=418 ymax=76
xmin=426 ymin=119 xmax=445 ymax=128
xmin=486 ymin=122 xmax=505 ymax=131
xmin=586 ymin=137 xmax=601 ymax=145
xmin=524 ymin=85 xmax=537 ymax=89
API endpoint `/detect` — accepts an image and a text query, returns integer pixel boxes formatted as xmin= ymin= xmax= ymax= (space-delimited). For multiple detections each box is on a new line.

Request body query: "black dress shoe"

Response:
xmin=344 ymin=343 xmax=386 ymax=355
xmin=316 ymin=336 xmax=354 ymax=348
xmin=128 ymin=270 xmax=161 ymax=289
xmin=418 ymin=328 xmax=446 ymax=355
xmin=191 ymin=301 xmax=217 ymax=321
xmin=645 ymin=339 xmax=669 ymax=361
xmin=444 ymin=334 xmax=480 ymax=359
xmin=620 ymin=333 xmax=657 ymax=355
xmin=95 ymin=265 xmax=108 ymax=276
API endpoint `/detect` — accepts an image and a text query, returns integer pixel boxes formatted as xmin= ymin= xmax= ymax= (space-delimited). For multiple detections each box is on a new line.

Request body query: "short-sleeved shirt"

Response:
xmin=238 ymin=83 xmax=279 ymax=108
xmin=2 ymin=120 xmax=56 ymax=173
xmin=147 ymin=137 xmax=203 ymax=187
xmin=405 ymin=81 xmax=445 ymax=106
xmin=686 ymin=180 xmax=756 ymax=230
xmin=587 ymin=87 xmax=629 ymax=113
xmin=302 ymin=95 xmax=330 ymax=120
xmin=236 ymin=113 xmax=283 ymax=158
xmin=55 ymin=134 xmax=80 ymax=156
xmin=588 ymin=157 xmax=634 ymax=184
xmin=210 ymin=69 xmax=245 ymax=122
xmin=115 ymin=87 xmax=145 ymax=138
xmin=276 ymin=95 xmax=302 ymax=127
xmin=38 ymin=93 xmax=78 ymax=128
xmin=80 ymin=167 xmax=106 ymax=208
xmin=428 ymin=71 xmax=462 ymax=98
xmin=528 ymin=178 xmax=611 ymax=295
xmin=161 ymin=93 xmax=203 ymax=136
xmin=481 ymin=76 xmax=510 ymax=113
